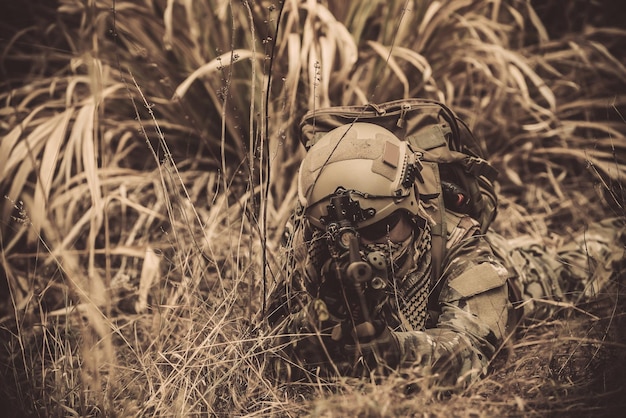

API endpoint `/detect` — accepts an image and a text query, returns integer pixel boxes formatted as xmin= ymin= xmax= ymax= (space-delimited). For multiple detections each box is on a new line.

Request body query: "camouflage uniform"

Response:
xmin=265 ymin=123 xmax=626 ymax=385
xmin=267 ymin=214 xmax=625 ymax=384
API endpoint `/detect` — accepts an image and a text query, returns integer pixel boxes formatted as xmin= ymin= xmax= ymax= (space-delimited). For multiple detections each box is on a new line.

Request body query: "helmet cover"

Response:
xmin=298 ymin=122 xmax=422 ymax=230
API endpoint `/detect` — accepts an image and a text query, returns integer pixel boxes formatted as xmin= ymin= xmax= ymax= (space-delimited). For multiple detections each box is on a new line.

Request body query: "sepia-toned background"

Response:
xmin=1 ymin=1 xmax=625 ymax=416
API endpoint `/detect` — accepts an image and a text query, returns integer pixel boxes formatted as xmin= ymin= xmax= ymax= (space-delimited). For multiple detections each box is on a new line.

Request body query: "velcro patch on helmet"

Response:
xmin=307 ymin=131 xmax=384 ymax=172
xmin=382 ymin=141 xmax=400 ymax=168
xmin=371 ymin=135 xmax=400 ymax=183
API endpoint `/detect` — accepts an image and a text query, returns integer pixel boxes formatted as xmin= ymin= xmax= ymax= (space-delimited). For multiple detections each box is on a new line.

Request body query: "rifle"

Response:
xmin=320 ymin=189 xmax=390 ymax=340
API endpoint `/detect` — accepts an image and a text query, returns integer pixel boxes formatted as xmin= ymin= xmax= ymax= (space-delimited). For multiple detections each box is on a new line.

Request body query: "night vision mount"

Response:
xmin=320 ymin=187 xmax=376 ymax=251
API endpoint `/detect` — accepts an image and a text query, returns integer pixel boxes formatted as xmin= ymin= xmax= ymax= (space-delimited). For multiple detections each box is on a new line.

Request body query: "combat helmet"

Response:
xmin=298 ymin=122 xmax=424 ymax=231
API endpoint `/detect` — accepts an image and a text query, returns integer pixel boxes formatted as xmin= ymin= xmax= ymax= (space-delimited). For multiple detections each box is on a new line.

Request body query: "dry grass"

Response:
xmin=0 ymin=0 xmax=625 ymax=416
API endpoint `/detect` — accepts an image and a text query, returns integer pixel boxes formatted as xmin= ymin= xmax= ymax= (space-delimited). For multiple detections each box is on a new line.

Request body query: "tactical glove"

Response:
xmin=326 ymin=320 xmax=401 ymax=374
xmin=275 ymin=298 xmax=337 ymax=377
xmin=289 ymin=298 xmax=330 ymax=333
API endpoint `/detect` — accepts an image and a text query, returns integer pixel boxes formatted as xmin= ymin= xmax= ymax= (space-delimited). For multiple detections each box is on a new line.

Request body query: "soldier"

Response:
xmin=265 ymin=122 xmax=625 ymax=385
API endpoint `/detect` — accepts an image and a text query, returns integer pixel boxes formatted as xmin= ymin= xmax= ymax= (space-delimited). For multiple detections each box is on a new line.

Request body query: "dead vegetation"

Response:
xmin=0 ymin=0 xmax=625 ymax=416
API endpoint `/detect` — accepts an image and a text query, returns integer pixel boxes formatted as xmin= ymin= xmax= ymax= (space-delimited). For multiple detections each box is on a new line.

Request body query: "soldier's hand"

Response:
xmin=331 ymin=321 xmax=401 ymax=370
xmin=290 ymin=298 xmax=330 ymax=333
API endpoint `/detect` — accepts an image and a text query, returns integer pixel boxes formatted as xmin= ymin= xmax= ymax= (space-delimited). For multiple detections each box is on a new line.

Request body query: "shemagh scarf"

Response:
xmin=358 ymin=222 xmax=432 ymax=331
xmin=306 ymin=222 xmax=433 ymax=332
xmin=362 ymin=222 xmax=433 ymax=331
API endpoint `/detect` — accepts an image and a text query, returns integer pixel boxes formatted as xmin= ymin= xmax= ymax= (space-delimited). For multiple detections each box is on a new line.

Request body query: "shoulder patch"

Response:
xmin=448 ymin=263 xmax=508 ymax=298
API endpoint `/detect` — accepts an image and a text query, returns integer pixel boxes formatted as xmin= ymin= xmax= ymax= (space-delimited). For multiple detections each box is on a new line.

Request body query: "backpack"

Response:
xmin=299 ymin=98 xmax=499 ymax=277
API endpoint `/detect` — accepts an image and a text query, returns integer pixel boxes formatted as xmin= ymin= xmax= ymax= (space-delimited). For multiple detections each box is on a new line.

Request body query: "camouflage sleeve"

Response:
xmin=394 ymin=216 xmax=625 ymax=385
xmin=265 ymin=213 xmax=312 ymax=329
xmin=264 ymin=218 xmax=339 ymax=373
xmin=265 ymin=262 xmax=351 ymax=378
xmin=393 ymin=216 xmax=513 ymax=384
